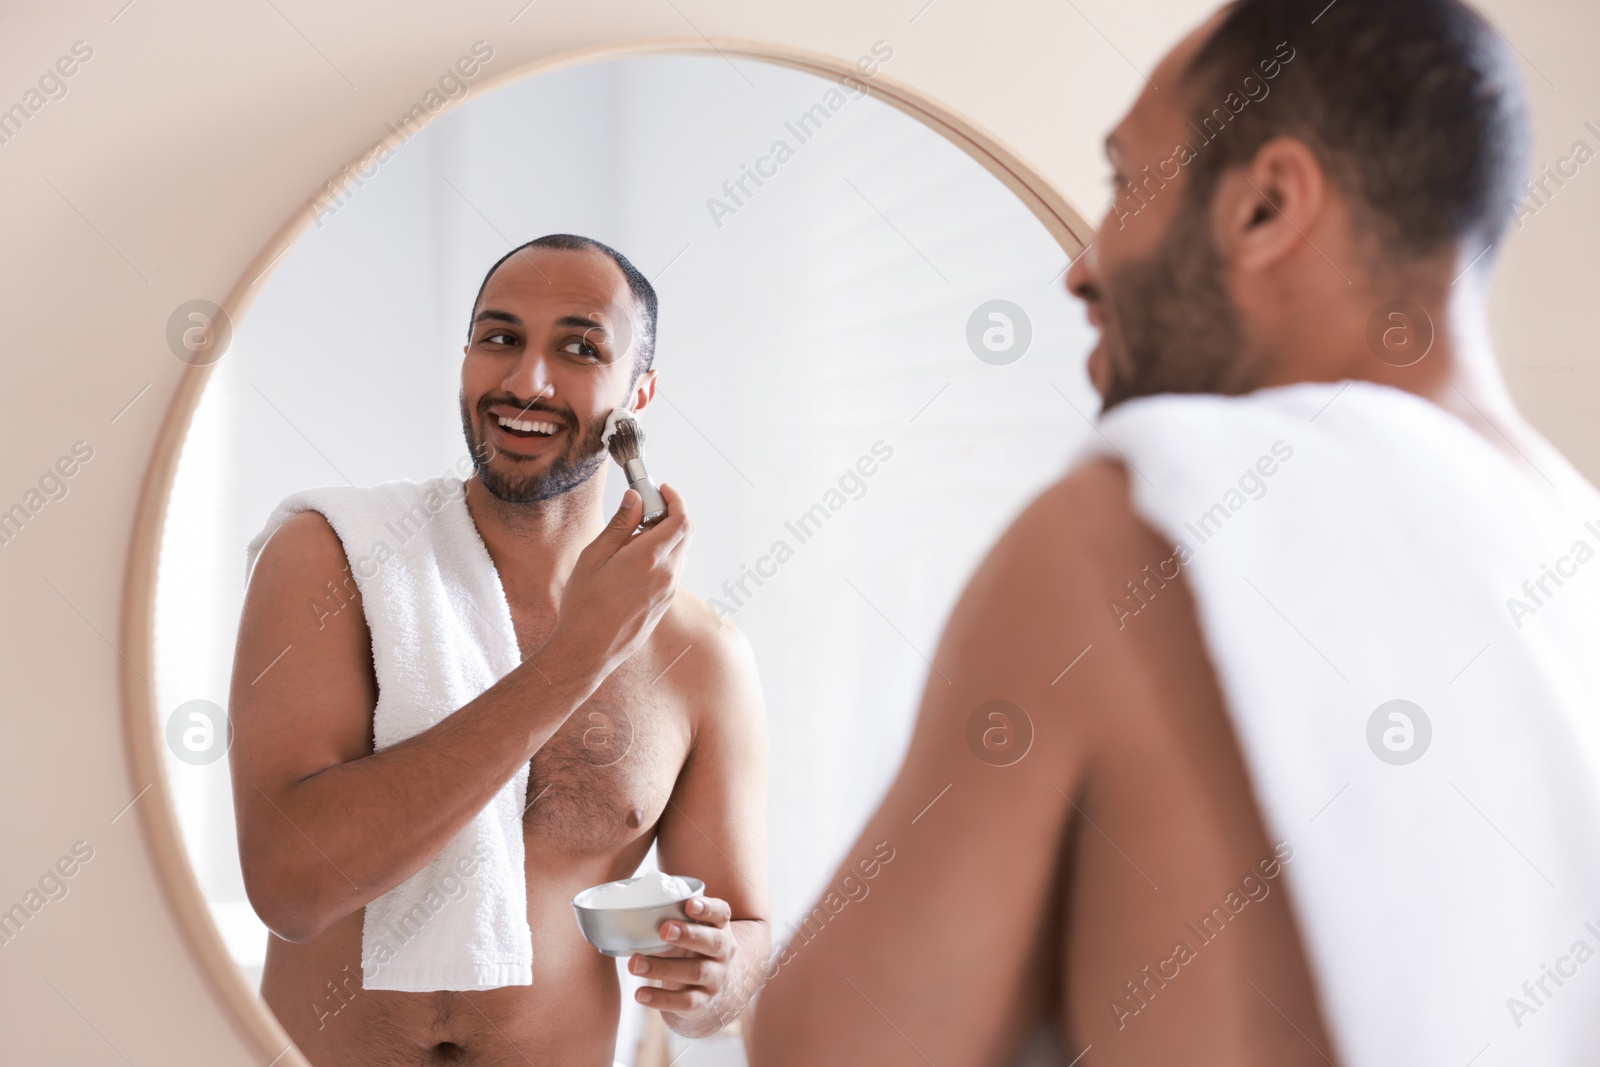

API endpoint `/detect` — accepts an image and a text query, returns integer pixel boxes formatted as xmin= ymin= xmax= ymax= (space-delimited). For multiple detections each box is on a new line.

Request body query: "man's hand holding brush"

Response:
xmin=536 ymin=483 xmax=693 ymax=691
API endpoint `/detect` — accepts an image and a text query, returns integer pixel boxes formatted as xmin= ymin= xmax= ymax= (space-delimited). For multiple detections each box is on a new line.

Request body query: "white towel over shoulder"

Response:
xmin=1074 ymin=381 xmax=1600 ymax=1066
xmin=245 ymin=474 xmax=531 ymax=992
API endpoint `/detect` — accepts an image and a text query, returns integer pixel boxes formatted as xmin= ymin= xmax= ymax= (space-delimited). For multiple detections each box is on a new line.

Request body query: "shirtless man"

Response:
xmin=752 ymin=0 xmax=1587 ymax=1064
xmin=231 ymin=234 xmax=770 ymax=1066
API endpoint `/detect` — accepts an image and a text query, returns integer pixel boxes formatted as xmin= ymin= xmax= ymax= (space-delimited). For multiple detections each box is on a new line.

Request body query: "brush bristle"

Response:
xmin=606 ymin=417 xmax=644 ymax=464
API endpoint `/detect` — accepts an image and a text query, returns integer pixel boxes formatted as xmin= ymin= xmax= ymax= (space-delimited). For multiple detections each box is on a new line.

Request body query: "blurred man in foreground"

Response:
xmin=752 ymin=1 xmax=1600 ymax=1064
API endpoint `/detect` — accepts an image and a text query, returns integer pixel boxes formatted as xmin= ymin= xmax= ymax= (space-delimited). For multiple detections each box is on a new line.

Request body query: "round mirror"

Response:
xmin=150 ymin=48 xmax=1096 ymax=1066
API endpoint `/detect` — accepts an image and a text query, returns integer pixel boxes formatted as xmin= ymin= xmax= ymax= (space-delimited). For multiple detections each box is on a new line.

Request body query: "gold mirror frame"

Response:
xmin=117 ymin=34 xmax=1095 ymax=1066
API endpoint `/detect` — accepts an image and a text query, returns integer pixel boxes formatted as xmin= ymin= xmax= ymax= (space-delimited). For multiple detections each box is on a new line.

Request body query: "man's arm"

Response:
xmin=631 ymin=609 xmax=771 ymax=1039
xmin=231 ymin=488 xmax=691 ymax=943
xmin=747 ymin=462 xmax=1140 ymax=1066
xmin=750 ymin=460 xmax=1337 ymax=1066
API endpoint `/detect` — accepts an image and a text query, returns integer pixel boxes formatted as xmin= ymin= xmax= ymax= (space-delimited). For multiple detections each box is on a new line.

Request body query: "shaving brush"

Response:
xmin=603 ymin=410 xmax=668 ymax=528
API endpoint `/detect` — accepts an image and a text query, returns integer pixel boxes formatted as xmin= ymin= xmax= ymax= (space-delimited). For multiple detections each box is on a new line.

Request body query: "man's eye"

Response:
xmin=483 ymin=331 xmax=517 ymax=346
xmin=560 ymin=339 xmax=601 ymax=359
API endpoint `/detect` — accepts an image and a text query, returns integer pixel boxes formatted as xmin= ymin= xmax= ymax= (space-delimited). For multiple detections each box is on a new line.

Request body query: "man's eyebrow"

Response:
xmin=1104 ymin=131 xmax=1121 ymax=158
xmin=472 ymin=309 xmax=522 ymax=328
xmin=471 ymin=309 xmax=617 ymax=339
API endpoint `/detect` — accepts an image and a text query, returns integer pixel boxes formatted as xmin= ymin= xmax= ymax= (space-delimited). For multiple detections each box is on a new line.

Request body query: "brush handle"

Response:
xmin=622 ymin=459 xmax=668 ymax=527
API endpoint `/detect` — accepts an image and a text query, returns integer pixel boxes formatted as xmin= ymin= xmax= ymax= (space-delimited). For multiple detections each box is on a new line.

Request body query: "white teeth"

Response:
xmin=498 ymin=415 xmax=560 ymax=435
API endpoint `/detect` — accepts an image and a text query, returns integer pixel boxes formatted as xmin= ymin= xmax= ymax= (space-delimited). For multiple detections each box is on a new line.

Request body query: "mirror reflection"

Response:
xmin=153 ymin=49 xmax=1091 ymax=1067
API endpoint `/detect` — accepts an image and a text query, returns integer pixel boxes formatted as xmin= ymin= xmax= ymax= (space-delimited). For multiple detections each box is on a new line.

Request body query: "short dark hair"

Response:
xmin=1180 ymin=0 xmax=1530 ymax=263
xmin=467 ymin=233 xmax=658 ymax=376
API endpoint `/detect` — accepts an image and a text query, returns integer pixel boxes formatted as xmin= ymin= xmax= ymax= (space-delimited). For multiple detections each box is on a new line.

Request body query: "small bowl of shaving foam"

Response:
xmin=572 ymin=871 xmax=704 ymax=957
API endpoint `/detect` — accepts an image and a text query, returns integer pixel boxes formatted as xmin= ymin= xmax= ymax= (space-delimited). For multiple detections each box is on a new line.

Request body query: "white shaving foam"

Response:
xmin=602 ymin=407 xmax=638 ymax=449
xmin=583 ymin=870 xmax=695 ymax=909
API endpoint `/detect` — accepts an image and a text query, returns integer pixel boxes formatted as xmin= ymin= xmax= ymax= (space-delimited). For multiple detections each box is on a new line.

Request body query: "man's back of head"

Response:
xmin=1070 ymin=0 xmax=1534 ymax=419
xmin=1184 ymin=0 xmax=1529 ymax=268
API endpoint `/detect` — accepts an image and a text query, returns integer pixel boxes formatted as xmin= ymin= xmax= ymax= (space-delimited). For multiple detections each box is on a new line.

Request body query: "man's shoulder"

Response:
xmin=1039 ymin=456 xmax=1142 ymax=532
xmin=986 ymin=456 xmax=1169 ymax=594
xmin=244 ymin=510 xmax=372 ymax=636
xmin=647 ymin=589 xmax=762 ymax=747
xmin=247 ymin=476 xmax=466 ymax=575
xmin=253 ymin=508 xmax=350 ymax=576
xmin=940 ymin=456 xmax=1205 ymax=712
xmin=657 ymin=589 xmax=757 ymax=682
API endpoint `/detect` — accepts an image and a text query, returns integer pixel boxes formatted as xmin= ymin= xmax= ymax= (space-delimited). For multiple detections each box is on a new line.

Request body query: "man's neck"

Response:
xmin=463 ymin=471 xmax=611 ymax=617
xmin=1253 ymin=271 xmax=1556 ymax=484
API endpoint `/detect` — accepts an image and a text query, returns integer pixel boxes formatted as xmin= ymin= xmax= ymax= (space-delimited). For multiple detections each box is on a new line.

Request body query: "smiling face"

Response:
xmin=459 ymin=246 xmax=655 ymax=505
xmin=1066 ymin=15 xmax=1251 ymax=411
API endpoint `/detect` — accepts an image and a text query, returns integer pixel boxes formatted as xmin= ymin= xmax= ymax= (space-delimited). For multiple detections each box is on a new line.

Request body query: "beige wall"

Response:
xmin=0 ymin=0 xmax=1593 ymax=1062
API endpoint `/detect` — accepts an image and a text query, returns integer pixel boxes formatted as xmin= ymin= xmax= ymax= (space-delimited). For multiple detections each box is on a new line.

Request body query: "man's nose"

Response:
xmin=502 ymin=351 xmax=555 ymax=405
xmin=1065 ymin=241 xmax=1099 ymax=303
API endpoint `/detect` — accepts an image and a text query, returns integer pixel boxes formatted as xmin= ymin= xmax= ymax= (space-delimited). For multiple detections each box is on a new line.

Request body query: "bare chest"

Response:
xmin=518 ymin=639 xmax=692 ymax=856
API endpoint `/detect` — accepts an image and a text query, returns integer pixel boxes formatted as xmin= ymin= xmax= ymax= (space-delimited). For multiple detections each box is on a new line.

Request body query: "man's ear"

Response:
xmin=1214 ymin=135 xmax=1329 ymax=275
xmin=629 ymin=368 xmax=659 ymax=417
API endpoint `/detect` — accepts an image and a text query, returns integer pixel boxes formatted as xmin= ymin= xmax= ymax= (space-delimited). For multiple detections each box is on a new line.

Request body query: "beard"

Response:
xmin=459 ymin=391 xmax=609 ymax=504
xmin=1098 ymin=192 xmax=1250 ymax=412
